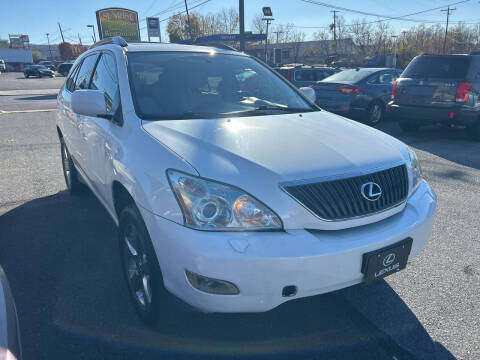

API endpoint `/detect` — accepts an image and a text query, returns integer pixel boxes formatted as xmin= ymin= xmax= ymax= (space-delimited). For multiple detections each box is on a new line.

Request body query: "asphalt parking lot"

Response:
xmin=0 ymin=71 xmax=478 ymax=360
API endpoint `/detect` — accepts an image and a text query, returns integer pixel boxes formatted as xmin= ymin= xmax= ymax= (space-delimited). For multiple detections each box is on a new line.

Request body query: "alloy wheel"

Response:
xmin=122 ymin=223 xmax=153 ymax=309
xmin=369 ymin=104 xmax=382 ymax=124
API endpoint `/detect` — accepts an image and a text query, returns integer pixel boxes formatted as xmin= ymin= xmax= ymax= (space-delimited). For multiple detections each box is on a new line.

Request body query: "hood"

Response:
xmin=142 ymin=111 xmax=408 ymax=186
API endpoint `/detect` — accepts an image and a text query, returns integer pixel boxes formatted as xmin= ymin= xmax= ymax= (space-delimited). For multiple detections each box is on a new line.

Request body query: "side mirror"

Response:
xmin=71 ymin=89 xmax=107 ymax=117
xmin=299 ymin=86 xmax=316 ymax=103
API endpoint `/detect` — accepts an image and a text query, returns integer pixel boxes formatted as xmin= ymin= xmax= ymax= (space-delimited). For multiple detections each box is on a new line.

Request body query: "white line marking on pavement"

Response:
xmin=0 ymin=109 xmax=56 ymax=115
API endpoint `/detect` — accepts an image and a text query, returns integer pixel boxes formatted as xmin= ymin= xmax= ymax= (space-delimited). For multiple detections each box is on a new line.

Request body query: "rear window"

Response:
xmin=402 ymin=56 xmax=470 ymax=79
xmin=321 ymin=69 xmax=375 ymax=83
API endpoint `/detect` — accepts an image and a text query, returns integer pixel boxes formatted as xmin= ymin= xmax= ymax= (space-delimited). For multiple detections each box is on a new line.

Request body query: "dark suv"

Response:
xmin=274 ymin=65 xmax=339 ymax=88
xmin=388 ymin=54 xmax=480 ymax=139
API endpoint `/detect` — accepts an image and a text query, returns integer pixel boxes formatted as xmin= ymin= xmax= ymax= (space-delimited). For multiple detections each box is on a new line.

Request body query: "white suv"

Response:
xmin=56 ymin=37 xmax=436 ymax=323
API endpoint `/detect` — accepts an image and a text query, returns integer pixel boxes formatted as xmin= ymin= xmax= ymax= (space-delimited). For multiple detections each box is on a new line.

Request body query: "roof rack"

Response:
xmin=193 ymin=42 xmax=239 ymax=52
xmin=89 ymin=36 xmax=128 ymax=49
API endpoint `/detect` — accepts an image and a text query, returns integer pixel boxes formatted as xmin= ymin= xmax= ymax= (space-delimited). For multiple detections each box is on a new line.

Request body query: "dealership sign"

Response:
xmin=146 ymin=17 xmax=160 ymax=38
xmin=8 ymin=34 xmax=29 ymax=49
xmin=96 ymin=8 xmax=140 ymax=41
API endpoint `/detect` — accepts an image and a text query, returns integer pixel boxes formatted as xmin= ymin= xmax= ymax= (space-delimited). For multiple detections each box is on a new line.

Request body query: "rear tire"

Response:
xmin=399 ymin=120 xmax=420 ymax=132
xmin=60 ymin=139 xmax=87 ymax=195
xmin=366 ymin=102 xmax=384 ymax=126
xmin=119 ymin=204 xmax=166 ymax=325
xmin=467 ymin=123 xmax=480 ymax=141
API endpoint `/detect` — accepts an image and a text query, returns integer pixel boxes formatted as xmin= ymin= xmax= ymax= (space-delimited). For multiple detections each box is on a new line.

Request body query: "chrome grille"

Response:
xmin=282 ymin=164 xmax=408 ymax=221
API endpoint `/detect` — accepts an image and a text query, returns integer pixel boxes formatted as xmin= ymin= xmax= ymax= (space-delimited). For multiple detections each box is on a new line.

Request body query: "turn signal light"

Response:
xmin=456 ymin=82 xmax=472 ymax=103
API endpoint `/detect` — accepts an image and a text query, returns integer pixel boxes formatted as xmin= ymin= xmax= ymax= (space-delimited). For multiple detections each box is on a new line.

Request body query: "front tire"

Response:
xmin=60 ymin=139 xmax=87 ymax=195
xmin=119 ymin=204 xmax=165 ymax=324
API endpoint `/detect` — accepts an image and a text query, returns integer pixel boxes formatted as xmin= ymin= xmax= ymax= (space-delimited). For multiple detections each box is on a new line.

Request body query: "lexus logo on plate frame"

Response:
xmin=382 ymin=253 xmax=396 ymax=267
xmin=360 ymin=182 xmax=382 ymax=201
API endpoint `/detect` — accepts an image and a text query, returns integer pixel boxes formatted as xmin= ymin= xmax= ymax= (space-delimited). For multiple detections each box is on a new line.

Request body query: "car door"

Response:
xmin=82 ymin=51 xmax=121 ymax=203
xmin=367 ymin=71 xmax=397 ymax=103
xmin=69 ymin=53 xmax=100 ymax=171
xmin=58 ymin=63 xmax=82 ymax=161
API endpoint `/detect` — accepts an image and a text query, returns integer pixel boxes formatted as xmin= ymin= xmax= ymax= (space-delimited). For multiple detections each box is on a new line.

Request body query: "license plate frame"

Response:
xmin=361 ymin=238 xmax=413 ymax=284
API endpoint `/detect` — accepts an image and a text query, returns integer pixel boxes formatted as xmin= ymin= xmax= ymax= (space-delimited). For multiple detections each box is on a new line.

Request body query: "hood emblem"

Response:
xmin=361 ymin=182 xmax=382 ymax=201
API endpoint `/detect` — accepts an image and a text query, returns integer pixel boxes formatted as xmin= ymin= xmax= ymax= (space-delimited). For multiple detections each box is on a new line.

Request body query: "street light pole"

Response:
xmin=87 ymin=25 xmax=97 ymax=43
xmin=46 ymin=33 xmax=53 ymax=60
xmin=262 ymin=7 xmax=274 ymax=64
xmin=239 ymin=0 xmax=245 ymax=52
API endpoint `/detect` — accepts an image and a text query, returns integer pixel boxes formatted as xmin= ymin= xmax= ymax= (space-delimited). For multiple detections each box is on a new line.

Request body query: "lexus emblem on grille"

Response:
xmin=383 ymin=253 xmax=396 ymax=267
xmin=361 ymin=182 xmax=382 ymax=201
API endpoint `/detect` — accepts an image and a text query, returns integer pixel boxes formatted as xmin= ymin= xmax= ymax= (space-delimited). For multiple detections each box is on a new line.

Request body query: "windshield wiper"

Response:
xmin=254 ymin=105 xmax=313 ymax=112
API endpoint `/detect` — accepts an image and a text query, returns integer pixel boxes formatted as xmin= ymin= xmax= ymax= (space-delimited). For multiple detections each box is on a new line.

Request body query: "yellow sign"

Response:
xmin=96 ymin=8 xmax=140 ymax=42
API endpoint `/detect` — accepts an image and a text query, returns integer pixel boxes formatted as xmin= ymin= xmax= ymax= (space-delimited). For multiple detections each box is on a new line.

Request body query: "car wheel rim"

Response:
xmin=123 ymin=223 xmax=152 ymax=309
xmin=370 ymin=104 xmax=382 ymax=124
xmin=61 ymin=144 xmax=72 ymax=189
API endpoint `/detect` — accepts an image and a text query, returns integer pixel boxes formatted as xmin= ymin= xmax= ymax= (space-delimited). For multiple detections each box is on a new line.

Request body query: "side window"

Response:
xmin=294 ymin=70 xmax=316 ymax=82
xmin=66 ymin=64 xmax=80 ymax=92
xmin=89 ymin=52 xmax=120 ymax=114
xmin=74 ymin=54 xmax=99 ymax=90
xmin=370 ymin=72 xmax=395 ymax=85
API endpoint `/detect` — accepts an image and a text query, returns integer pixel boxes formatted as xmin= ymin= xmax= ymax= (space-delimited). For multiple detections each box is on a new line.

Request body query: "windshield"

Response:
xmin=402 ymin=55 xmax=470 ymax=79
xmin=127 ymin=52 xmax=315 ymax=120
xmin=321 ymin=69 xmax=375 ymax=83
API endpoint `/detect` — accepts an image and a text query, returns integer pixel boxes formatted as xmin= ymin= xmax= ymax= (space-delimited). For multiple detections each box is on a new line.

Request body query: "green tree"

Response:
xmin=0 ymin=39 xmax=8 ymax=48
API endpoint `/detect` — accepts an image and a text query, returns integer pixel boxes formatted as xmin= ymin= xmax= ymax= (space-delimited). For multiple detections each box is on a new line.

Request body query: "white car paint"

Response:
xmin=56 ymin=42 xmax=436 ymax=313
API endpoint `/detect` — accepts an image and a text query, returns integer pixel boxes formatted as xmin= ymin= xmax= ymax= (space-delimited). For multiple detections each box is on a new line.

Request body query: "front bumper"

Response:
xmin=140 ymin=180 xmax=436 ymax=313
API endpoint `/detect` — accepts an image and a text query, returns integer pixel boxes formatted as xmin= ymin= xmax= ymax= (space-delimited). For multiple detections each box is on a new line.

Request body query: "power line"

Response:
xmin=301 ymin=0 xmax=469 ymax=23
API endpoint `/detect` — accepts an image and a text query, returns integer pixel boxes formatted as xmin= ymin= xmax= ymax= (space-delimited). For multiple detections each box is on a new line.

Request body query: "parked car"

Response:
xmin=274 ymin=65 xmax=340 ymax=87
xmin=312 ymin=67 xmax=402 ymax=125
xmin=38 ymin=60 xmax=55 ymax=71
xmin=24 ymin=65 xmax=55 ymax=78
xmin=388 ymin=53 xmax=480 ymax=140
xmin=0 ymin=59 xmax=5 ymax=73
xmin=57 ymin=62 xmax=73 ymax=76
xmin=57 ymin=37 xmax=436 ymax=323
xmin=0 ymin=266 xmax=22 ymax=360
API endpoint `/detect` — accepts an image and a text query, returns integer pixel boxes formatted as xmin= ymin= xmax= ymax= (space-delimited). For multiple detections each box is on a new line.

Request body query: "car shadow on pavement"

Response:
xmin=0 ymin=191 xmax=457 ymax=360
xmin=18 ymin=95 xmax=58 ymax=101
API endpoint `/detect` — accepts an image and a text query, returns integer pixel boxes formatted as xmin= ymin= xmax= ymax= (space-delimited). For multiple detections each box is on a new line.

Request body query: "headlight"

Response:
xmin=167 ymin=170 xmax=282 ymax=231
xmin=408 ymin=147 xmax=422 ymax=192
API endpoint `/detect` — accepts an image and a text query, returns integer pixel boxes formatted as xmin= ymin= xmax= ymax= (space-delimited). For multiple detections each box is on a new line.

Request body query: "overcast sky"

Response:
xmin=1 ymin=0 xmax=478 ymax=45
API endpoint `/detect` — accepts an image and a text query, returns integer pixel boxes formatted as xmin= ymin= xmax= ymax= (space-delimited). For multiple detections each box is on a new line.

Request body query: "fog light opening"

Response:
xmin=282 ymin=285 xmax=297 ymax=297
xmin=185 ymin=270 xmax=239 ymax=295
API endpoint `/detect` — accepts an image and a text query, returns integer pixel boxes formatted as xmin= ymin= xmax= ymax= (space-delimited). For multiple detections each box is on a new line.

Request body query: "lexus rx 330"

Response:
xmin=56 ymin=37 xmax=437 ymax=323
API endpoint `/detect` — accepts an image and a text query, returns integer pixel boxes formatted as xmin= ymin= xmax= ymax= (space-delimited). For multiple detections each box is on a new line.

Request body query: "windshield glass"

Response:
xmin=402 ymin=55 xmax=470 ymax=79
xmin=127 ymin=52 xmax=315 ymax=120
xmin=321 ymin=69 xmax=375 ymax=83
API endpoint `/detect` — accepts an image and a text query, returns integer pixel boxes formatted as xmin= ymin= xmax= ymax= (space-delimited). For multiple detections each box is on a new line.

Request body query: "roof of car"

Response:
xmin=93 ymin=41 xmax=243 ymax=56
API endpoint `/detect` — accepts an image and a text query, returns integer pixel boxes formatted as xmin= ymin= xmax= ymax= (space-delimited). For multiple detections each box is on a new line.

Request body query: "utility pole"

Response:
xmin=441 ymin=6 xmax=456 ymax=54
xmin=239 ymin=0 xmax=245 ymax=52
xmin=78 ymin=33 xmax=82 ymax=45
xmin=46 ymin=33 xmax=53 ymax=60
xmin=331 ymin=10 xmax=339 ymax=56
xmin=58 ymin=22 xmax=65 ymax=43
xmin=273 ymin=30 xmax=284 ymax=44
xmin=184 ymin=0 xmax=193 ymax=41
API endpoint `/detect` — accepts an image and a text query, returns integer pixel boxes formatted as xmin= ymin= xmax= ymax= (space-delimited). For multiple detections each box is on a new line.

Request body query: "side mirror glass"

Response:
xmin=71 ymin=89 xmax=107 ymax=117
xmin=299 ymin=87 xmax=316 ymax=103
